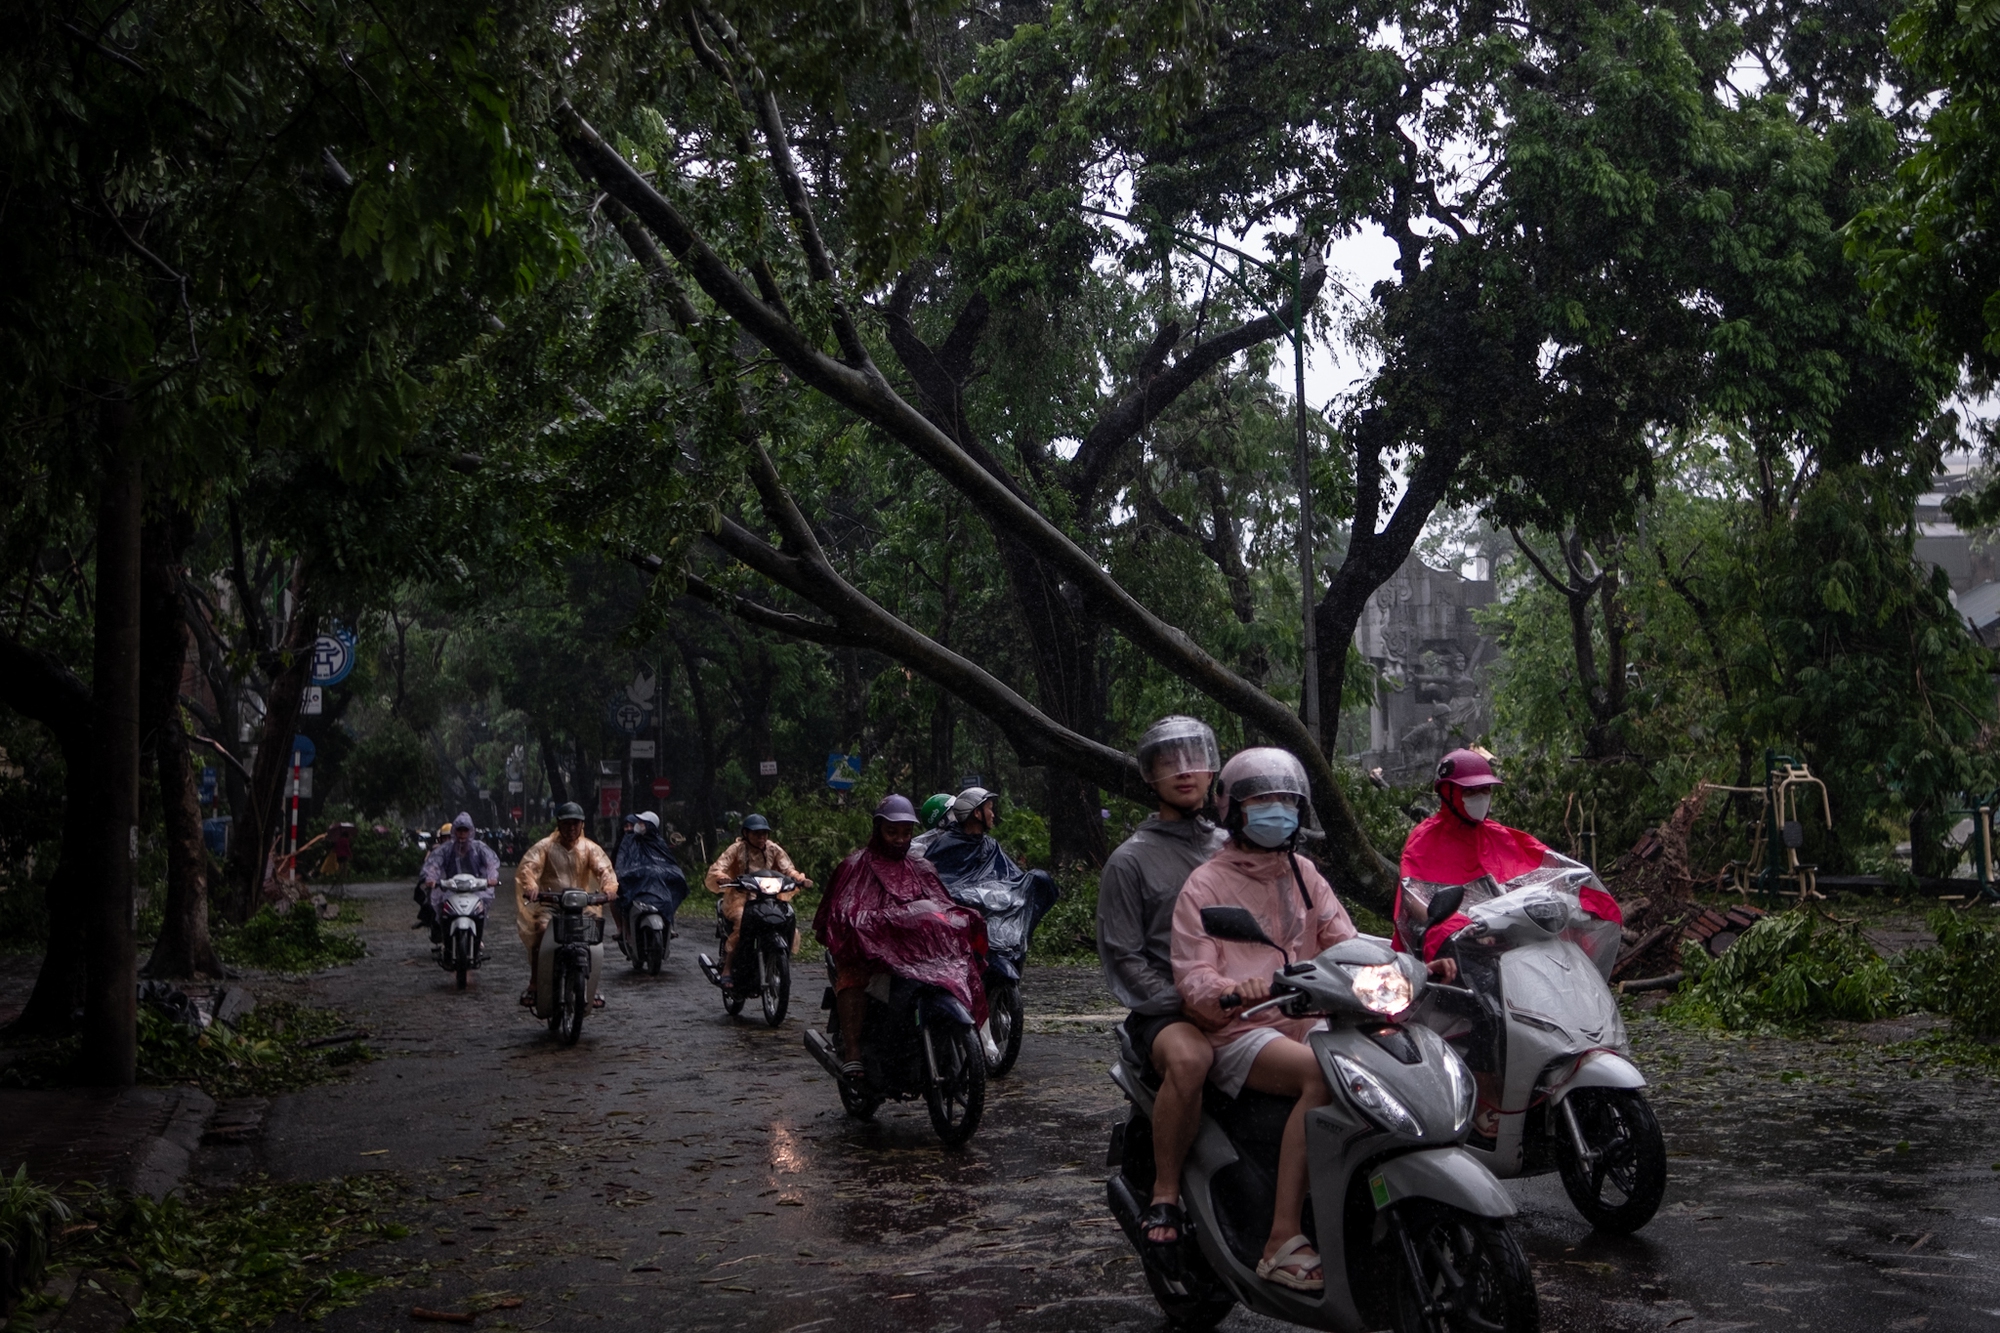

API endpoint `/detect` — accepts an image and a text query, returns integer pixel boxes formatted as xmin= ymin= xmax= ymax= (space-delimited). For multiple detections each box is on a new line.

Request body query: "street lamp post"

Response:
xmin=1084 ymin=208 xmax=1325 ymax=749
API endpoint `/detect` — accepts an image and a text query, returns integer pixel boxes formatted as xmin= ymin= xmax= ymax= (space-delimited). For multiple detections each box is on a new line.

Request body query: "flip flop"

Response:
xmin=1137 ymin=1201 xmax=1188 ymax=1278
xmin=1255 ymin=1234 xmax=1324 ymax=1292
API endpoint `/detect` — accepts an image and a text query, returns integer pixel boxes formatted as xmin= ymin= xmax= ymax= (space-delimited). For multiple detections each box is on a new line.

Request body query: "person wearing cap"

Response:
xmin=812 ymin=795 xmax=987 ymax=1084
xmin=1398 ymin=747 xmax=1624 ymax=1136
xmin=613 ymin=811 xmax=689 ymax=940
xmin=514 ymin=802 xmax=619 ymax=1008
xmin=704 ymin=813 xmax=812 ymax=983
xmin=417 ymin=813 xmax=502 ymax=941
xmin=1094 ymin=717 xmax=1226 ymax=1266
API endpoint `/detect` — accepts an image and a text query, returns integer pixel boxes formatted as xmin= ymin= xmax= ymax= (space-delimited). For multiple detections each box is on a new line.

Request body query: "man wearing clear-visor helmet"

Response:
xmin=1096 ymin=717 xmax=1227 ymax=1276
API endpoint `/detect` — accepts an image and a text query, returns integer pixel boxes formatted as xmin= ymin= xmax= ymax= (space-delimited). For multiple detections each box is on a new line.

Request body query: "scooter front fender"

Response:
xmin=1370 ymin=1147 xmax=1517 ymax=1219
xmin=1545 ymin=1049 xmax=1647 ymax=1103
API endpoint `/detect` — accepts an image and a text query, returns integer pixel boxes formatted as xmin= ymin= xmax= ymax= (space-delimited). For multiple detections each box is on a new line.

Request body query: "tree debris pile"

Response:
xmin=1663 ymin=908 xmax=2000 ymax=1038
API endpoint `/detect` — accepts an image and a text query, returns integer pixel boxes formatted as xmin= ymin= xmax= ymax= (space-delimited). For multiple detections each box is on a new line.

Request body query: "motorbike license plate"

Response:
xmin=1369 ymin=1173 xmax=1391 ymax=1210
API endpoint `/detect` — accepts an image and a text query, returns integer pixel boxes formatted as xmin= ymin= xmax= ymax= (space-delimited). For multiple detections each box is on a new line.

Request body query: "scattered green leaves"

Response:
xmin=216 ymin=901 xmax=365 ymax=974
xmin=62 ymin=1175 xmax=410 ymax=1332
xmin=3 ymin=1001 xmax=371 ymax=1099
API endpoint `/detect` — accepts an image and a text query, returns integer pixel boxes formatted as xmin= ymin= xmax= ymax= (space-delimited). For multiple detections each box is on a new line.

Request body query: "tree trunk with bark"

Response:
xmin=140 ymin=513 xmax=220 ymax=979
xmin=0 ymin=638 xmax=96 ymax=1035
xmin=85 ymin=436 xmax=141 ymax=1086
xmin=223 ymin=566 xmax=313 ymax=923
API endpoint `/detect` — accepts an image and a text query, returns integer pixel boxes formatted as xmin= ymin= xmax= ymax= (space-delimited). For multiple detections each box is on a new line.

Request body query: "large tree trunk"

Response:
xmin=537 ymin=728 xmax=569 ymax=806
xmin=0 ymin=639 xmax=96 ymax=1036
xmin=223 ymin=566 xmax=313 ymax=922
xmin=140 ymin=513 xmax=220 ymax=979
xmin=997 ymin=542 xmax=1108 ymax=865
xmin=676 ymin=637 xmax=722 ymax=850
xmin=84 ymin=436 xmax=141 ymax=1086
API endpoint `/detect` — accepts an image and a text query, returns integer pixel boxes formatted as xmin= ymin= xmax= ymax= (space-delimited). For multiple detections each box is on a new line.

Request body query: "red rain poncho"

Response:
xmin=1397 ymin=810 xmax=1623 ymax=963
xmin=814 ymin=835 xmax=988 ymax=1023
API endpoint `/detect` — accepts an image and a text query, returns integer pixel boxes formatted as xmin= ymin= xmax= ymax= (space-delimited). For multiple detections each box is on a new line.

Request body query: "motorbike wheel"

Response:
xmin=723 ymin=980 xmax=746 ymax=1017
xmin=759 ymin=947 xmax=791 ymax=1027
xmin=647 ymin=925 xmax=664 ymax=975
xmin=985 ymin=980 xmax=1024 ymax=1078
xmin=629 ymin=931 xmax=644 ymax=973
xmin=558 ymin=966 xmax=587 ymax=1047
xmin=1388 ymin=1202 xmax=1539 ymax=1333
xmin=923 ymin=1022 xmax=986 ymax=1148
xmin=454 ymin=954 xmax=469 ymax=991
xmin=1555 ymin=1087 xmax=1667 ymax=1234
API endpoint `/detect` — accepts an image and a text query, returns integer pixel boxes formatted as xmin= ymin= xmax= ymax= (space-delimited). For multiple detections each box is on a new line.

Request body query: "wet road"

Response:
xmin=217 ymin=881 xmax=2000 ymax=1332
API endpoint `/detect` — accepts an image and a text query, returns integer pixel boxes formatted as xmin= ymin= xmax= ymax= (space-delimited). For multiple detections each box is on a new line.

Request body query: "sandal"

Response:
xmin=840 ymin=1060 xmax=866 ymax=1086
xmin=1256 ymin=1234 xmax=1323 ymax=1292
xmin=519 ymin=989 xmax=534 ymax=1008
xmin=1137 ymin=1201 xmax=1187 ymax=1277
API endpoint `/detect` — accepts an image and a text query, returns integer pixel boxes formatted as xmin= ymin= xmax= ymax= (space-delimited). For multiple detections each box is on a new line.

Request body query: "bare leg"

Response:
xmin=1147 ymin=1022 xmax=1214 ymax=1242
xmin=1244 ymin=1037 xmax=1332 ymax=1269
xmin=836 ymin=988 xmax=868 ymax=1064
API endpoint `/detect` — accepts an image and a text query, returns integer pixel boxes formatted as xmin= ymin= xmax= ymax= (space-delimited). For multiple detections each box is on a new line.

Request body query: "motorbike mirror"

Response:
xmin=1200 ymin=906 xmax=1281 ymax=950
xmin=1425 ymin=884 xmax=1467 ymax=929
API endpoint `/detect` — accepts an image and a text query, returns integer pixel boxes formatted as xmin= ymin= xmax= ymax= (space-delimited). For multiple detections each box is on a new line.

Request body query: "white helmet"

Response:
xmin=951 ymin=787 xmax=998 ymax=822
xmin=1216 ymin=747 xmax=1311 ymax=826
xmin=1135 ymin=716 xmax=1222 ymax=783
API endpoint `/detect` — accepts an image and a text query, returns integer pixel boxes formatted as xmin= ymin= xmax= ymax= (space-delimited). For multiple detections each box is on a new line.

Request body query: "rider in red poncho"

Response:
xmin=1396 ymin=749 xmax=1624 ymax=969
xmin=813 ymin=794 xmax=988 ymax=1083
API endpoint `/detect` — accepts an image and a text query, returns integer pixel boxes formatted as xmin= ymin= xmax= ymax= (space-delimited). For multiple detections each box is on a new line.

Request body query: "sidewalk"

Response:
xmin=0 ymin=1086 xmax=214 ymax=1200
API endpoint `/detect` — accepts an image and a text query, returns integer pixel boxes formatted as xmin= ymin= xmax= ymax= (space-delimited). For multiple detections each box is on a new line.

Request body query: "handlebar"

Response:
xmin=530 ymin=890 xmax=610 ymax=905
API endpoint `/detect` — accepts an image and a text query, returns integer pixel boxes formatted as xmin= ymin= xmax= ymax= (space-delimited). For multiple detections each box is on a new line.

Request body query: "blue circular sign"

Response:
xmin=290 ymin=734 xmax=317 ymax=766
xmin=310 ymin=628 xmax=357 ymax=686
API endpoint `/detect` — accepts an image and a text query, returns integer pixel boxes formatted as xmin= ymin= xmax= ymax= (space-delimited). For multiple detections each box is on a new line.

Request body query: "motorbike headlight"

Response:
xmin=1442 ymin=1046 xmax=1476 ymax=1134
xmin=1330 ymin=1053 xmax=1423 ymax=1138
xmin=1350 ymin=962 xmax=1413 ymax=1017
xmin=1524 ymin=898 xmax=1571 ymax=933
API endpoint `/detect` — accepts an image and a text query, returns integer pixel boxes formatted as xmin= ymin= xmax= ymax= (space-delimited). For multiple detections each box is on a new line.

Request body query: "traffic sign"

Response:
xmin=598 ymin=784 xmax=622 ymax=818
xmin=606 ymin=697 xmax=650 ymax=735
xmin=300 ymin=685 xmax=323 ymax=715
xmin=758 ymin=760 xmax=778 ymax=777
xmin=652 ymin=776 xmax=673 ymax=798
xmin=630 ymin=740 xmax=656 ymax=759
xmin=290 ymin=734 xmax=317 ymax=767
xmin=309 ymin=628 xmax=357 ymax=686
xmin=826 ymin=753 xmax=861 ymax=791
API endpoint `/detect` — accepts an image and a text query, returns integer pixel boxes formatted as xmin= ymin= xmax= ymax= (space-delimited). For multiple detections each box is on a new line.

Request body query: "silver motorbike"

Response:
xmin=432 ymin=872 xmax=490 ymax=990
xmin=1106 ymin=904 xmax=1538 ymax=1333
xmin=1414 ymin=875 xmax=1666 ymax=1234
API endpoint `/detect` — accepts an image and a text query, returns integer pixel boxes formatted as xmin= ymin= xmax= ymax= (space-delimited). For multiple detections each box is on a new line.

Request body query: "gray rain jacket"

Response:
xmin=1096 ymin=814 xmax=1225 ymax=1015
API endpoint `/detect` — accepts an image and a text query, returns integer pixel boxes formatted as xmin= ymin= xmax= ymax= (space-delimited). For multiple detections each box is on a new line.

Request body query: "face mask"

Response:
xmin=1241 ymin=802 xmax=1300 ymax=848
xmin=1460 ymin=792 xmax=1493 ymax=822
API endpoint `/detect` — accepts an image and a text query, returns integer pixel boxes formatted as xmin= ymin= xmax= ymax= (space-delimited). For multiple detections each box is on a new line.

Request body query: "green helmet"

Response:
xmin=918 ymin=792 xmax=954 ymax=830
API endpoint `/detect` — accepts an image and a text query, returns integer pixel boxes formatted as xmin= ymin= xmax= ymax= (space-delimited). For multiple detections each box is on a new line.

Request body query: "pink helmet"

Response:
xmin=1216 ymin=747 xmax=1311 ymax=825
xmin=1435 ymin=748 xmax=1503 ymax=790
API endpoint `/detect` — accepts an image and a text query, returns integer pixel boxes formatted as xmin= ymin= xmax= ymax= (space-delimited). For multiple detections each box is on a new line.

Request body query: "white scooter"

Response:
xmin=431 ymin=872 xmax=491 ymax=990
xmin=1105 ymin=904 xmax=1539 ymax=1333
xmin=1414 ymin=875 xmax=1666 ymax=1234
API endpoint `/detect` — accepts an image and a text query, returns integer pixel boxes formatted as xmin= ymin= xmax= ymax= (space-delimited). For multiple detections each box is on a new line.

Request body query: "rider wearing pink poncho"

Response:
xmin=1395 ymin=748 xmax=1623 ymax=974
xmin=813 ymin=794 xmax=988 ymax=1081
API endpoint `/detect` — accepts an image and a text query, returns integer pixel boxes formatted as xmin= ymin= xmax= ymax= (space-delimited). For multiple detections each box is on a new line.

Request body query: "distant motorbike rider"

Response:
xmin=705 ymin=813 xmax=813 ymax=986
xmin=515 ymin=802 xmax=618 ymax=1009
xmin=1096 ymin=716 xmax=1226 ymax=1264
xmin=1396 ymin=747 xmax=1623 ymax=1134
xmin=910 ymin=792 xmax=955 ymax=858
xmin=417 ymin=812 xmax=500 ymax=940
xmin=922 ymin=787 xmax=1058 ymax=952
xmin=613 ymin=811 xmax=689 ymax=940
xmin=813 ymin=794 xmax=988 ymax=1085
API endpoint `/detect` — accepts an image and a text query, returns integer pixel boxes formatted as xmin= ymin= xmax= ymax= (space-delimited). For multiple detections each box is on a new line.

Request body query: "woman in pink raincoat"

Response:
xmin=1168 ymin=749 xmax=1359 ymax=1294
